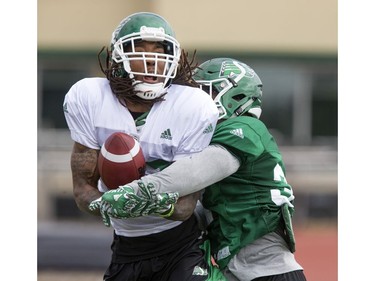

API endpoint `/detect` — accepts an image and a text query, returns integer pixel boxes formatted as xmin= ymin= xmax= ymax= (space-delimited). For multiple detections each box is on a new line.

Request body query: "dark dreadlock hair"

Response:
xmin=98 ymin=47 xmax=200 ymax=107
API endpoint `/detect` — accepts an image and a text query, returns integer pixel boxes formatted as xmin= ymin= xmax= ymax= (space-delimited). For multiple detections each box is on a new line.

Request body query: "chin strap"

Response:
xmin=133 ymin=81 xmax=169 ymax=100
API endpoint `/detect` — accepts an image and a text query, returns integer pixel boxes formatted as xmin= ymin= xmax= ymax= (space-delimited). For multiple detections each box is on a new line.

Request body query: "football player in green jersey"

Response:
xmin=95 ymin=58 xmax=307 ymax=281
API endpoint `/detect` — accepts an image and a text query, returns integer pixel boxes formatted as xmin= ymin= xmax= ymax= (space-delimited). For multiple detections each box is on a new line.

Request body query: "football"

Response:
xmin=98 ymin=132 xmax=146 ymax=189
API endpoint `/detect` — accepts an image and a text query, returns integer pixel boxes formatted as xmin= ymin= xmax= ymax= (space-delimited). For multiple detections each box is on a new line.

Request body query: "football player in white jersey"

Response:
xmin=63 ymin=12 xmax=225 ymax=281
xmin=96 ymin=58 xmax=307 ymax=281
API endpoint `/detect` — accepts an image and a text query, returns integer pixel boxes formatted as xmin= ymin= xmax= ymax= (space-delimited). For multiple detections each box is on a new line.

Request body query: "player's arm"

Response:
xmin=168 ymin=191 xmax=202 ymax=221
xmin=130 ymin=144 xmax=240 ymax=196
xmin=92 ymin=145 xmax=239 ymax=223
xmin=127 ymin=144 xmax=239 ymax=221
xmin=71 ymin=141 xmax=102 ymax=215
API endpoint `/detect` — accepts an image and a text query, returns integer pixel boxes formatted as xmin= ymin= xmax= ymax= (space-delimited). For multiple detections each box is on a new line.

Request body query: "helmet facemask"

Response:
xmin=199 ymin=78 xmax=233 ymax=119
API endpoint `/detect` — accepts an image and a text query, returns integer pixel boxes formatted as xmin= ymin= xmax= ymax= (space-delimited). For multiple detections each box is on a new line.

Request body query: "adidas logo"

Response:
xmin=160 ymin=129 xmax=172 ymax=140
xmin=203 ymin=123 xmax=213 ymax=134
xmin=192 ymin=266 xmax=208 ymax=276
xmin=229 ymin=128 xmax=244 ymax=139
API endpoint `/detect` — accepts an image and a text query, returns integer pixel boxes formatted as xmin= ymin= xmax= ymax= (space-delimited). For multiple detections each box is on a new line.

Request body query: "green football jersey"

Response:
xmin=202 ymin=116 xmax=295 ymax=268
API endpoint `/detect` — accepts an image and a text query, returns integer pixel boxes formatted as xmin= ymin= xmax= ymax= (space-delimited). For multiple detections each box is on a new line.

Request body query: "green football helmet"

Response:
xmin=110 ymin=12 xmax=181 ymax=100
xmin=193 ymin=58 xmax=263 ymax=120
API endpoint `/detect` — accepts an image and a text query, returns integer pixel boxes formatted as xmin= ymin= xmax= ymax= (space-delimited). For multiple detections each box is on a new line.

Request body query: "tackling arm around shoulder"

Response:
xmin=130 ymin=144 xmax=240 ymax=196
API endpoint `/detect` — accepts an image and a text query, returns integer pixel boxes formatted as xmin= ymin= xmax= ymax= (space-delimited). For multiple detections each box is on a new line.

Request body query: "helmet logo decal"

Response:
xmin=219 ymin=60 xmax=256 ymax=79
xmin=140 ymin=26 xmax=166 ymax=41
xmin=219 ymin=61 xmax=241 ymax=78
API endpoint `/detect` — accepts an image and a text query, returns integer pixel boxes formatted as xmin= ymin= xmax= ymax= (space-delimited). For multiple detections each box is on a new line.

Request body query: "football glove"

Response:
xmin=89 ymin=185 xmax=141 ymax=226
xmin=89 ymin=182 xmax=179 ymax=227
xmin=88 ymin=197 xmax=113 ymax=227
xmin=115 ymin=182 xmax=179 ymax=217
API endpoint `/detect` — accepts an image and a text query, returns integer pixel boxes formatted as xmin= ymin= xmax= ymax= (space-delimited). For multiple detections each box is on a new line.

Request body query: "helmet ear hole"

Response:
xmin=232 ymin=93 xmax=246 ymax=102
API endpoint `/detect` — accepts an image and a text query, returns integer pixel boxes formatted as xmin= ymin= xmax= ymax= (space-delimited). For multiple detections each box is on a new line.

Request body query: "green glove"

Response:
xmin=136 ymin=182 xmax=179 ymax=215
xmin=88 ymin=197 xmax=112 ymax=227
xmin=89 ymin=185 xmax=141 ymax=227
xmin=89 ymin=182 xmax=179 ymax=227
xmin=111 ymin=182 xmax=179 ymax=217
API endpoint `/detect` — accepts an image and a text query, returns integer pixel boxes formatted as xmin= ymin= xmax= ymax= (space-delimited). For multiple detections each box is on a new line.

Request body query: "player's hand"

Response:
xmin=136 ymin=182 xmax=179 ymax=215
xmin=89 ymin=183 xmax=179 ymax=226
xmin=88 ymin=185 xmax=141 ymax=227
xmin=115 ymin=182 xmax=179 ymax=217
xmin=88 ymin=197 xmax=113 ymax=227
xmin=144 ymin=182 xmax=179 ymax=216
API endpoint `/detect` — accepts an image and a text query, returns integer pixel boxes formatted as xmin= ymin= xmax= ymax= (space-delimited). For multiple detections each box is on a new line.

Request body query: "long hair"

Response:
xmin=98 ymin=47 xmax=200 ymax=106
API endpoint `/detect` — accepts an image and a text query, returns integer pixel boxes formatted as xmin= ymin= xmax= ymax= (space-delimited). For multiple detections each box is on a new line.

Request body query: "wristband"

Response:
xmin=159 ymin=204 xmax=175 ymax=218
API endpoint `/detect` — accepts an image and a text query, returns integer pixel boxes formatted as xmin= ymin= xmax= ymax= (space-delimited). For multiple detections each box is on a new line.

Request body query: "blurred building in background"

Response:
xmin=38 ymin=0 xmax=337 ymax=225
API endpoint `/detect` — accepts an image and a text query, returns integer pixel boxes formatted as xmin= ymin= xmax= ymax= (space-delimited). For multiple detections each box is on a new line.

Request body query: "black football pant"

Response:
xmin=103 ymin=239 xmax=209 ymax=281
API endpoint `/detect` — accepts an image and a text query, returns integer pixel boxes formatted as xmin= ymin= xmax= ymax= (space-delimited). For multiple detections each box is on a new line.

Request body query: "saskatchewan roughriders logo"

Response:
xmin=219 ymin=61 xmax=255 ymax=78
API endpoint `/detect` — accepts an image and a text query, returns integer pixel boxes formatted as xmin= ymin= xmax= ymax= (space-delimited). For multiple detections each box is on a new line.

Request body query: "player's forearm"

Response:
xmin=130 ymin=144 xmax=240 ymax=196
xmin=168 ymin=191 xmax=202 ymax=221
xmin=73 ymin=183 xmax=102 ymax=215
xmin=71 ymin=142 xmax=102 ymax=215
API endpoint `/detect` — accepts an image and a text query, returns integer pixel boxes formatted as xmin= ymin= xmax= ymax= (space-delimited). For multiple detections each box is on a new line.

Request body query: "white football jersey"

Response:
xmin=63 ymin=77 xmax=218 ymax=237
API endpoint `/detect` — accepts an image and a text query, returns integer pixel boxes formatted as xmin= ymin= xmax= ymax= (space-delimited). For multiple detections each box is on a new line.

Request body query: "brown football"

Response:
xmin=98 ymin=132 xmax=145 ymax=189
